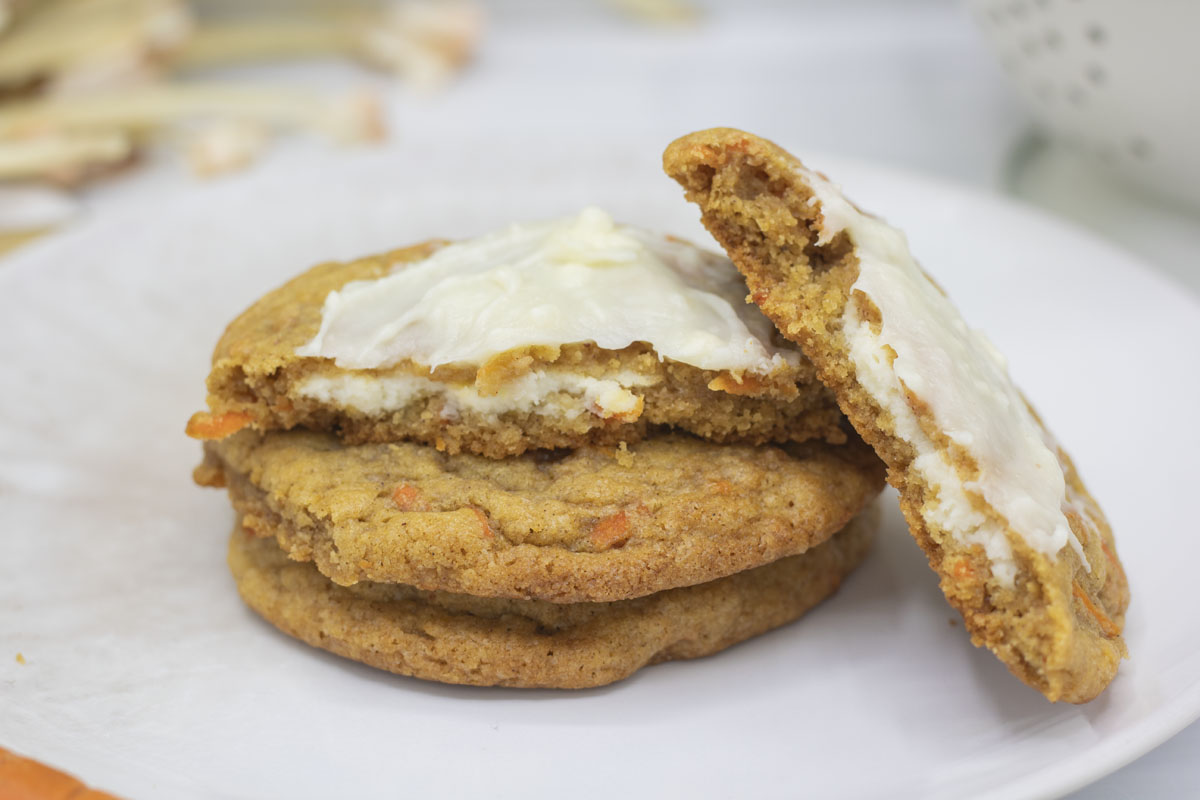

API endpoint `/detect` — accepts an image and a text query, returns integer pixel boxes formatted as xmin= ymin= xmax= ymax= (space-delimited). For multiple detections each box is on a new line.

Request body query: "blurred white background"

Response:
xmin=14 ymin=0 xmax=1192 ymax=298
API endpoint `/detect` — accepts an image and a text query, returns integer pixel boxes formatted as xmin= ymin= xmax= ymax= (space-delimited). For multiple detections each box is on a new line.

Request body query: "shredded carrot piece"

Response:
xmin=1073 ymin=581 xmax=1121 ymax=638
xmin=472 ymin=508 xmax=495 ymax=539
xmin=707 ymin=373 xmax=766 ymax=396
xmin=1099 ymin=540 xmax=1120 ymax=568
xmin=949 ymin=558 xmax=975 ymax=580
xmin=590 ymin=511 xmax=631 ymax=551
xmin=434 ymin=436 xmax=447 ymax=452
xmin=185 ymin=410 xmax=252 ymax=440
xmin=392 ymin=484 xmax=423 ymax=511
xmin=709 ymin=480 xmax=733 ymax=496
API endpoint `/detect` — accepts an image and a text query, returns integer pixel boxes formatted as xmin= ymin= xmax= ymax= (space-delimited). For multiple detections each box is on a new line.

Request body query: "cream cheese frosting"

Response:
xmin=295 ymin=207 xmax=800 ymax=375
xmin=295 ymin=370 xmax=653 ymax=421
xmin=796 ymin=165 xmax=1088 ymax=586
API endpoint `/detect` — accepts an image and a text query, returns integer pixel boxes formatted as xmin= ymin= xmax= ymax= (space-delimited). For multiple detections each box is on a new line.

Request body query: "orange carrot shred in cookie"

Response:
xmin=1100 ymin=540 xmax=1120 ymax=569
xmin=590 ymin=511 xmax=631 ymax=551
xmin=949 ymin=557 xmax=975 ymax=581
xmin=1073 ymin=581 xmax=1121 ymax=638
xmin=472 ymin=508 xmax=495 ymax=539
xmin=392 ymin=484 xmax=422 ymax=510
xmin=709 ymin=480 xmax=733 ymax=496
xmin=707 ymin=373 xmax=766 ymax=396
xmin=185 ymin=410 xmax=252 ymax=440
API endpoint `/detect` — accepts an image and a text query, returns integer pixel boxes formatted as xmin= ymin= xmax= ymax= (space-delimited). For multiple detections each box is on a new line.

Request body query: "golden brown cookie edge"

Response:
xmin=226 ymin=506 xmax=878 ymax=689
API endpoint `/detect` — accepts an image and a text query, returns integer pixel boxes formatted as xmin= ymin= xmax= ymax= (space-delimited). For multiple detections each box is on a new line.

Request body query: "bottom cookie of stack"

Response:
xmin=227 ymin=507 xmax=877 ymax=689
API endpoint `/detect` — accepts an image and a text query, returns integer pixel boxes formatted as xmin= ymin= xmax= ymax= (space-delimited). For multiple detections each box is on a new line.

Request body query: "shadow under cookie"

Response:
xmin=227 ymin=506 xmax=877 ymax=689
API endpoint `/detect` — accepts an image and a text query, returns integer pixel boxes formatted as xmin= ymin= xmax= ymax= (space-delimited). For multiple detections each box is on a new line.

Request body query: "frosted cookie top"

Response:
xmin=296 ymin=206 xmax=801 ymax=375
xmin=796 ymin=165 xmax=1088 ymax=586
xmin=189 ymin=213 xmax=844 ymax=458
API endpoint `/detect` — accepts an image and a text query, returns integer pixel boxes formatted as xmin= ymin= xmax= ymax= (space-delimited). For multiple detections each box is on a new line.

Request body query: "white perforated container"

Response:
xmin=967 ymin=0 xmax=1200 ymax=210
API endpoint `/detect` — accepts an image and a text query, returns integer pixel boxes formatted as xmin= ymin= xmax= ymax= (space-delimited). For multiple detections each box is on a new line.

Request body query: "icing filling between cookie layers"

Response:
xmin=795 ymin=165 xmax=1089 ymax=587
xmin=295 ymin=206 xmax=802 ymax=376
xmin=295 ymin=370 xmax=654 ymax=420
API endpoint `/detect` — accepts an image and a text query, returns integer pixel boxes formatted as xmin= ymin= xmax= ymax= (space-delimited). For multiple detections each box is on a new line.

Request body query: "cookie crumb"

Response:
xmin=614 ymin=441 xmax=634 ymax=467
xmin=948 ymin=618 xmax=958 ymax=627
xmin=15 ymin=653 xmax=25 ymax=665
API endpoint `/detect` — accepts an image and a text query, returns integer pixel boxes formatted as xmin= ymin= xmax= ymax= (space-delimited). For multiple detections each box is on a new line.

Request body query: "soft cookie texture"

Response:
xmin=228 ymin=508 xmax=877 ymax=688
xmin=198 ymin=428 xmax=884 ymax=602
xmin=188 ymin=241 xmax=845 ymax=458
xmin=664 ymin=128 xmax=1128 ymax=703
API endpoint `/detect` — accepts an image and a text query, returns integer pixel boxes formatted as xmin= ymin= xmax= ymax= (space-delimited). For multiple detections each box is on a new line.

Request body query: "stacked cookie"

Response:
xmin=188 ymin=207 xmax=885 ymax=688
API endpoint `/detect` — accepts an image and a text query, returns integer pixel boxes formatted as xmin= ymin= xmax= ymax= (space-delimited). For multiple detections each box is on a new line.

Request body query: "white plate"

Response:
xmin=3 ymin=145 xmax=1199 ymax=800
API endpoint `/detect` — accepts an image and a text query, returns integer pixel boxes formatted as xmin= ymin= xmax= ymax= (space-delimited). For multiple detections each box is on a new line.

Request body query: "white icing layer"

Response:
xmin=296 ymin=207 xmax=799 ymax=374
xmin=296 ymin=370 xmax=655 ymax=420
xmin=797 ymin=164 xmax=1088 ymax=585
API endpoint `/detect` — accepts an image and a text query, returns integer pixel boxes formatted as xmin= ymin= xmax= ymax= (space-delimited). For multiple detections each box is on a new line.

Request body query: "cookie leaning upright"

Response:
xmin=663 ymin=128 xmax=1129 ymax=702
